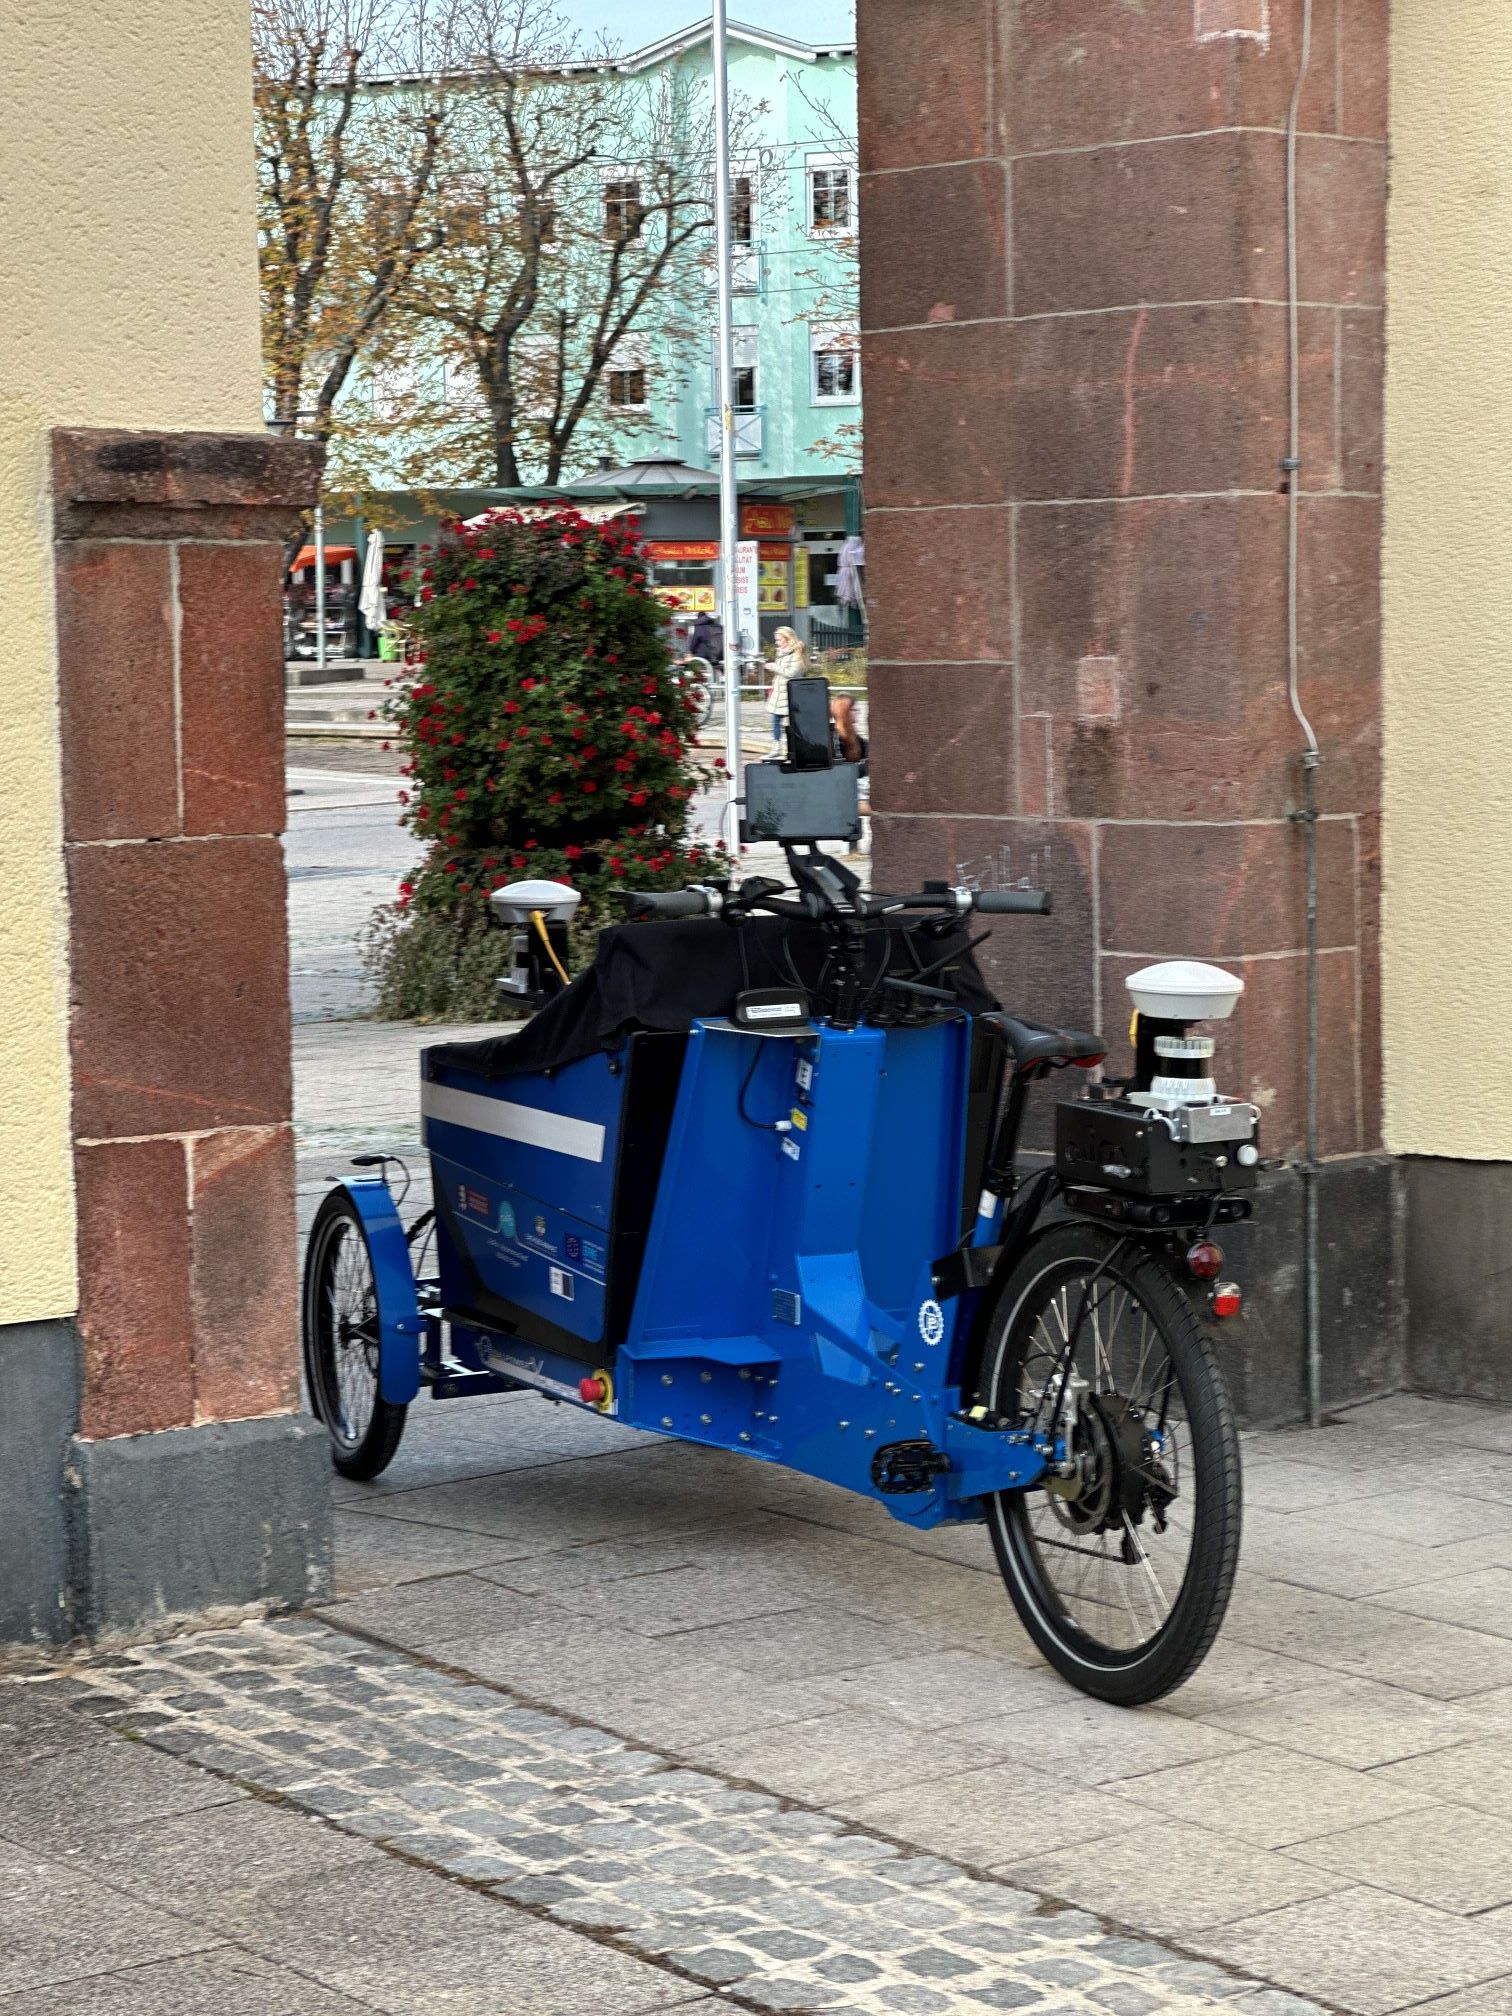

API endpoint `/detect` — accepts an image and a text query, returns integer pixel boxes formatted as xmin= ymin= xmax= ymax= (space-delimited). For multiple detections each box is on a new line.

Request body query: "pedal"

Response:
xmin=871 ymin=1439 xmax=950 ymax=1496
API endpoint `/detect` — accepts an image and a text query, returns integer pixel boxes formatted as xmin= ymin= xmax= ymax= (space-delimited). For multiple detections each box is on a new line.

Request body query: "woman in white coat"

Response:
xmin=765 ymin=627 xmax=807 ymax=754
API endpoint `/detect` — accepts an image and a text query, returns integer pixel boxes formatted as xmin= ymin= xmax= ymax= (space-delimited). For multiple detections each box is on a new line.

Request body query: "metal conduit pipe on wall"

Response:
xmin=1283 ymin=0 xmax=1324 ymax=1429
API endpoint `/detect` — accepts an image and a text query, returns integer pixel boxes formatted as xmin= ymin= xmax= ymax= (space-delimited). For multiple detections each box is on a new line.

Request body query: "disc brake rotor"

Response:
xmin=1047 ymin=1394 xmax=1175 ymax=1538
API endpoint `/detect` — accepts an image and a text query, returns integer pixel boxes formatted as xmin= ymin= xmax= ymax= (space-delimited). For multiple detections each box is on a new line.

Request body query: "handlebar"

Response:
xmin=970 ymin=888 xmax=1053 ymax=916
xmin=621 ymin=881 xmax=1052 ymax=923
xmin=619 ymin=887 xmax=720 ymax=921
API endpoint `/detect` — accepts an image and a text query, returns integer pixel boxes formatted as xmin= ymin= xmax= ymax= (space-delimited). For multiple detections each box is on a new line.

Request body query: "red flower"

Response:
xmin=488 ymin=631 xmax=502 ymax=644
xmin=565 ymin=845 xmax=582 ymax=860
xmin=581 ymin=780 xmax=598 ymax=794
xmin=503 ymin=701 xmax=520 ymax=715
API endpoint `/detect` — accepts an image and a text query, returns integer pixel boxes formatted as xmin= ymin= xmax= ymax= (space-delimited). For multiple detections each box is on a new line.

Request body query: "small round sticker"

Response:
xmin=918 ymin=1299 xmax=946 ymax=1347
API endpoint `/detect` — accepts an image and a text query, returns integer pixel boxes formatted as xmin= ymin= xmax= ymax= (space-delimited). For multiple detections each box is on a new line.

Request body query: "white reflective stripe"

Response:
xmin=421 ymin=1082 xmax=606 ymax=1163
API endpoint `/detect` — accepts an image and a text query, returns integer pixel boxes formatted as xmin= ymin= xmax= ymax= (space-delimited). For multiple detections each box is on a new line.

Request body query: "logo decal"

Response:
xmin=918 ymin=1299 xmax=946 ymax=1347
xmin=497 ymin=1199 xmax=516 ymax=1239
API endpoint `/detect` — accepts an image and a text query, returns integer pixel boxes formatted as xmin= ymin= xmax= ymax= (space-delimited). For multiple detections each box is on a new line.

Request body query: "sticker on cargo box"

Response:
xmin=497 ymin=1200 xmax=517 ymax=1239
xmin=782 ymin=1137 xmax=801 ymax=1162
xmin=549 ymin=1266 xmax=575 ymax=1301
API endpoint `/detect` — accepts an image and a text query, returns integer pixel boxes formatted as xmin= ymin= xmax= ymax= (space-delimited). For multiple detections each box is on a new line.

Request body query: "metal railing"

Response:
xmin=705 ymin=406 xmax=764 ymax=459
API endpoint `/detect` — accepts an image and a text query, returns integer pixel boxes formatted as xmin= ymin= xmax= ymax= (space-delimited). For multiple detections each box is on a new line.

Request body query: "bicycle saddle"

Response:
xmin=986 ymin=1012 xmax=1107 ymax=1072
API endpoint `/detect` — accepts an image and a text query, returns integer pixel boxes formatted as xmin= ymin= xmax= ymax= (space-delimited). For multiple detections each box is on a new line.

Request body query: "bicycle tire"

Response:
xmin=976 ymin=1222 xmax=1242 ymax=1706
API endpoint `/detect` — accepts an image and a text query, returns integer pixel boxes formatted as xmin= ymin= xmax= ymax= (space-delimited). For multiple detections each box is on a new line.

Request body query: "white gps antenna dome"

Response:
xmin=489 ymin=880 xmax=583 ymax=926
xmin=1125 ymin=960 xmax=1244 ymax=1023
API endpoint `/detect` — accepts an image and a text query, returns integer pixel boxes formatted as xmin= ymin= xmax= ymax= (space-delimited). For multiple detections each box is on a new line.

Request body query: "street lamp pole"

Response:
xmin=314 ymin=502 xmax=327 ymax=673
xmin=711 ymin=0 xmax=743 ymax=840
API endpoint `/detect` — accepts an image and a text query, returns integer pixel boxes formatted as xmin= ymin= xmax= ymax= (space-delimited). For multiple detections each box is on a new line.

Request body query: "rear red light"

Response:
xmin=1186 ymin=1240 xmax=1225 ymax=1281
xmin=1071 ymin=1054 xmax=1107 ymax=1069
xmin=1211 ymin=1282 xmax=1243 ymax=1319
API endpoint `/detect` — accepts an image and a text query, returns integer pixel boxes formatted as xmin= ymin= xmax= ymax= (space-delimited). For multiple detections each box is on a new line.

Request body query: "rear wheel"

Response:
xmin=302 ymin=1191 xmax=408 ymax=1481
xmin=977 ymin=1223 xmax=1241 ymax=1705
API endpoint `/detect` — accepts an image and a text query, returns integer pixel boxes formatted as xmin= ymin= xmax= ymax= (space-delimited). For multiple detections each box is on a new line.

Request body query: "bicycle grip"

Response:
xmin=621 ymin=888 xmax=715 ymax=920
xmin=971 ymin=888 xmax=1053 ymax=916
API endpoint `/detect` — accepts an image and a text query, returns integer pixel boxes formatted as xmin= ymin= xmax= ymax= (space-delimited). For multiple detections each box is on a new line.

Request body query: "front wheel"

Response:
xmin=302 ymin=1191 xmax=408 ymax=1481
xmin=977 ymin=1223 xmax=1241 ymax=1705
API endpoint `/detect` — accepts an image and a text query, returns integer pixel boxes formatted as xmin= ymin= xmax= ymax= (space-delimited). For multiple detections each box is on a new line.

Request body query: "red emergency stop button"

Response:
xmin=579 ymin=1373 xmax=612 ymax=1409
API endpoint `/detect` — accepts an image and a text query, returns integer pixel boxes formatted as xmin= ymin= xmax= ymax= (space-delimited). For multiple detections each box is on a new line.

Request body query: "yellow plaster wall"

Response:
xmin=0 ymin=0 xmax=267 ymax=1322
xmin=1383 ymin=3 xmax=1512 ymax=1158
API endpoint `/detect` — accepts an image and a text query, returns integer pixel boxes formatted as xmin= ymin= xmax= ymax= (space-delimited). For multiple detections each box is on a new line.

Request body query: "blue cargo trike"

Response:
xmin=304 ymin=683 xmax=1260 ymax=1704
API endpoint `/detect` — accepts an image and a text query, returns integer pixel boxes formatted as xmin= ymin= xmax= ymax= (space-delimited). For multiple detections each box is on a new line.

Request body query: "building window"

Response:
xmin=444 ymin=355 xmax=488 ymax=414
xmin=607 ymin=338 xmax=649 ymax=410
xmin=607 ymin=365 xmax=647 ymax=409
xmin=810 ymin=323 xmax=860 ymax=405
xmin=731 ymin=173 xmax=755 ymax=244
xmin=807 ymin=157 xmax=853 ymax=234
xmin=603 ymin=176 xmax=643 ymax=242
xmin=712 ymin=326 xmax=760 ymax=409
xmin=369 ymin=359 xmax=420 ymax=421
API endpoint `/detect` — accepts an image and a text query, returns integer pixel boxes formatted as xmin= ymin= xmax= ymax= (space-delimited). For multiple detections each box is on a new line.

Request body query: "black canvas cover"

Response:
xmin=426 ymin=915 xmax=999 ymax=1082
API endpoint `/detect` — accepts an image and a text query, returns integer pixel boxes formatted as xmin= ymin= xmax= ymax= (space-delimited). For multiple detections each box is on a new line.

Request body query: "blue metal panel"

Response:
xmin=423 ymin=1050 xmax=627 ymax=1346
xmin=615 ymin=1018 xmax=1047 ymax=1525
xmin=339 ymin=1179 xmax=425 ymax=1405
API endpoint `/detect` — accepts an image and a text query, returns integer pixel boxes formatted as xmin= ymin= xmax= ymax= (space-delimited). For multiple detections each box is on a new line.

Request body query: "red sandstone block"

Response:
xmin=864 ymin=507 xmax=1014 ymax=664
xmin=862 ymin=324 xmax=1016 ymax=509
xmin=1003 ymin=0 xmax=1343 ymax=152
xmin=1338 ymin=309 xmax=1384 ymax=493
xmin=179 ymin=543 xmax=287 ymax=838
xmin=874 ymin=811 xmax=1097 ymax=1147
xmin=1355 ymin=810 xmax=1383 ymax=1151
xmin=53 ymin=429 xmax=321 ymax=514
xmin=54 ymin=543 xmax=180 ymax=844
xmin=868 ymin=663 xmax=1018 ymax=817
xmin=1010 ymin=302 xmax=1338 ymax=502
xmin=191 ymin=1126 xmax=299 ymax=1423
xmin=858 ymin=0 xmax=994 ymax=173
xmin=1337 ymin=0 xmax=1389 ymax=140
xmin=69 ymin=836 xmax=293 ymax=1141
xmin=1294 ymin=138 xmax=1386 ymax=311
xmin=1097 ymin=817 xmax=1357 ymax=958
xmin=1012 ymin=133 xmax=1383 ymax=320
xmin=860 ymin=161 xmax=1008 ymax=330
xmin=76 ymin=1138 xmax=194 ymax=1439
xmin=1015 ymin=492 xmax=1285 ymax=723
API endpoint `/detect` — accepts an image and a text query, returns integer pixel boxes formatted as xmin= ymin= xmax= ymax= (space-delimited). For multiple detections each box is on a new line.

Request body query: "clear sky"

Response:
xmin=566 ymin=2 xmax=855 ymax=49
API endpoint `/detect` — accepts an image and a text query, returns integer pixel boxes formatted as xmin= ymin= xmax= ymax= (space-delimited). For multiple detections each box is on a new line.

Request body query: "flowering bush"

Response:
xmin=366 ymin=506 xmax=726 ymax=1019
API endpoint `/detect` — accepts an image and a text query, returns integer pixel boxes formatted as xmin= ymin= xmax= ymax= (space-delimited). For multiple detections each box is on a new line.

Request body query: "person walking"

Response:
xmin=766 ymin=626 xmax=807 ymax=753
xmin=688 ymin=610 xmax=724 ymax=669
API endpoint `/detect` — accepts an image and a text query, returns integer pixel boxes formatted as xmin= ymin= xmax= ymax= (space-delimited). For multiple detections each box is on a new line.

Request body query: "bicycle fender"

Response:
xmin=338 ymin=1180 xmax=424 ymax=1405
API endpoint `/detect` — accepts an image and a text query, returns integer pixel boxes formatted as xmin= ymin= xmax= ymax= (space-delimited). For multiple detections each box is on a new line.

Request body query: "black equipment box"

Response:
xmin=1056 ymin=1097 xmax=1258 ymax=1200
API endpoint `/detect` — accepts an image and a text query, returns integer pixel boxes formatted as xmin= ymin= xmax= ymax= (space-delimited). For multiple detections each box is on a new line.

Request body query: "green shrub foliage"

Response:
xmin=369 ymin=507 xmax=725 ymax=1017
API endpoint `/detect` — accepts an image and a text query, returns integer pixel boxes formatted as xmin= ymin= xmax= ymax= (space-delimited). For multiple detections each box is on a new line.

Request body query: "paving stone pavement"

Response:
xmin=3 ymin=1622 xmax=1320 ymax=2016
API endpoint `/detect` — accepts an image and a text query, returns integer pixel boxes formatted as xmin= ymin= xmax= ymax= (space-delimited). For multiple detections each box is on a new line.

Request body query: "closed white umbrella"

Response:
xmin=358 ymin=528 xmax=387 ymax=632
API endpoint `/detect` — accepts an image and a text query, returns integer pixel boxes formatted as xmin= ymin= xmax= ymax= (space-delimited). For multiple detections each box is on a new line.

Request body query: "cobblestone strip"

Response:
xmin=13 ymin=1622 xmax=1328 ymax=2016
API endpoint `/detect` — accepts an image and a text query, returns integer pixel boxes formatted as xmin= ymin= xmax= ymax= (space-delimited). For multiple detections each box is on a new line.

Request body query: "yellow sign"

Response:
xmin=758 ymin=555 xmax=790 ymax=614
xmin=794 ymin=546 xmax=811 ymax=608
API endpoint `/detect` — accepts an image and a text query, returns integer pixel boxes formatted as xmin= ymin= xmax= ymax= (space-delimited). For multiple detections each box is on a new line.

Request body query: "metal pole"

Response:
xmin=711 ymin=0 xmax=743 ymax=840
xmin=314 ymin=502 xmax=328 ymax=673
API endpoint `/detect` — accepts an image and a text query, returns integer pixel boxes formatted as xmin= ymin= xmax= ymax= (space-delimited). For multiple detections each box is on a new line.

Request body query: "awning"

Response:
xmin=462 ymin=502 xmax=642 ymax=529
xmin=290 ymin=544 xmax=357 ymax=570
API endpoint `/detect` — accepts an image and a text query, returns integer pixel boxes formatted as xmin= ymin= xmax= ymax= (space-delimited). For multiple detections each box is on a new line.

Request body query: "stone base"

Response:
xmin=1212 ymin=1155 xmax=1406 ymax=1425
xmin=0 ymin=1314 xmax=332 ymax=1650
xmin=1404 ymin=1156 xmax=1512 ymax=1403
xmin=68 ymin=1414 xmax=333 ymax=1640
